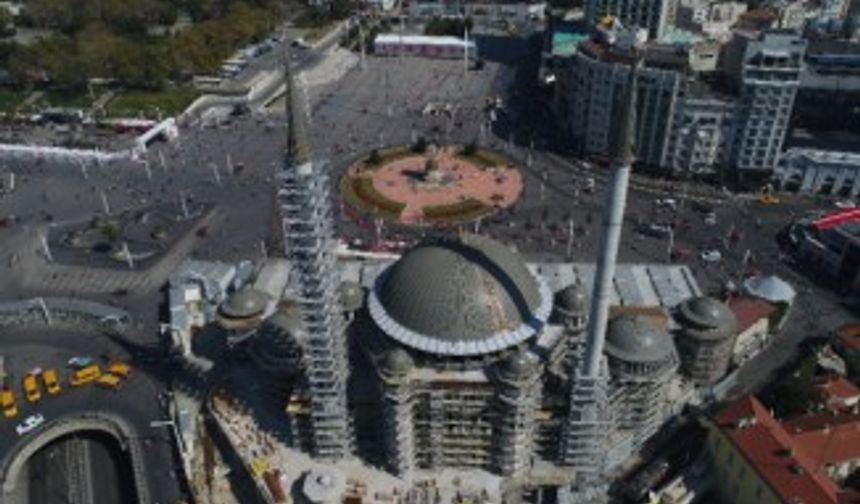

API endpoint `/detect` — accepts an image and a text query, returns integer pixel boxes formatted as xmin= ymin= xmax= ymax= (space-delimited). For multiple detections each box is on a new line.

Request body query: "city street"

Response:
xmin=0 ymin=329 xmax=183 ymax=504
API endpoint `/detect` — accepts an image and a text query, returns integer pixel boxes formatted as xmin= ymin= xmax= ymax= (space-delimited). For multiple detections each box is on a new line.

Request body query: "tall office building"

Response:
xmin=278 ymin=64 xmax=353 ymax=460
xmin=565 ymin=32 xmax=682 ymax=171
xmin=727 ymin=31 xmax=807 ymax=184
xmin=585 ymin=0 xmax=678 ymax=40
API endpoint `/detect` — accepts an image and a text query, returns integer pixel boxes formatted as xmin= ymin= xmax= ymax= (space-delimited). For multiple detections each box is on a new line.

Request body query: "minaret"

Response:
xmin=582 ymin=55 xmax=640 ymax=379
xmin=561 ymin=55 xmax=640 ymax=491
xmin=278 ymin=53 xmax=353 ymax=460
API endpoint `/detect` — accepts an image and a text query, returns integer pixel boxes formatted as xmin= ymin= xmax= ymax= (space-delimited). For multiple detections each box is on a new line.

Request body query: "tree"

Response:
xmin=0 ymin=6 xmax=14 ymax=36
xmin=411 ymin=137 xmax=428 ymax=154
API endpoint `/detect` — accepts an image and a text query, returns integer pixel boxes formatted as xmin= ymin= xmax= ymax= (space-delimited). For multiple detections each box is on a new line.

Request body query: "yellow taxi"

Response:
xmin=758 ymin=194 xmax=781 ymax=205
xmin=42 ymin=369 xmax=62 ymax=395
xmin=95 ymin=374 xmax=123 ymax=391
xmin=1 ymin=387 xmax=17 ymax=418
xmin=22 ymin=374 xmax=41 ymax=403
xmin=108 ymin=361 xmax=131 ymax=379
xmin=69 ymin=364 xmax=101 ymax=387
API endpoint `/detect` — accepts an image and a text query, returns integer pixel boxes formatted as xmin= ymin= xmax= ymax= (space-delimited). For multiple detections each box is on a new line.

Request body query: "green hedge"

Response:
xmin=455 ymin=148 xmax=509 ymax=169
xmin=422 ymin=198 xmax=491 ymax=222
xmin=340 ymin=175 xmax=405 ymax=220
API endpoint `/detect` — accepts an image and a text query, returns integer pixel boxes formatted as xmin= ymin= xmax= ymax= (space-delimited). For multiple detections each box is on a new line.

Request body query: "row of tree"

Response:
xmin=1 ymin=1 xmax=280 ymax=90
xmin=18 ymin=0 xmax=282 ymax=34
xmin=423 ymin=17 xmax=473 ymax=37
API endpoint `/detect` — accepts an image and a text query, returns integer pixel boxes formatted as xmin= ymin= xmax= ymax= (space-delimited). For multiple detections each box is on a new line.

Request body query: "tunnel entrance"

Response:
xmin=17 ymin=430 xmax=137 ymax=504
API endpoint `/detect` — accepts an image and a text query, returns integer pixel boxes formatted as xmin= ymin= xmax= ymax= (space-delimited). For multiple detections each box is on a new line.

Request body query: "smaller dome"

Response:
xmin=379 ymin=348 xmax=413 ymax=378
xmin=605 ymin=314 xmax=677 ymax=364
xmin=264 ymin=306 xmax=305 ymax=337
xmin=679 ymin=297 xmax=734 ymax=329
xmin=221 ymin=287 xmax=269 ymax=319
xmin=555 ymin=283 xmax=590 ymax=317
xmin=743 ymin=275 xmax=796 ymax=304
xmin=678 ymin=297 xmax=737 ymax=341
xmin=498 ymin=350 xmax=538 ymax=382
xmin=339 ymin=281 xmax=365 ymax=312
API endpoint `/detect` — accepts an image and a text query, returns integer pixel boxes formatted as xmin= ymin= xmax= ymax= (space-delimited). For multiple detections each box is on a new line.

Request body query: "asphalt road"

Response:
xmin=0 ymin=17 xmax=856 ymax=504
xmin=0 ymin=329 xmax=182 ymax=504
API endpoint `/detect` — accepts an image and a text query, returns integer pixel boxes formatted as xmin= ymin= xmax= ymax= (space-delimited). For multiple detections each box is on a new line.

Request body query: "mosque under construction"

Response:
xmin=234 ymin=49 xmax=740 ymax=503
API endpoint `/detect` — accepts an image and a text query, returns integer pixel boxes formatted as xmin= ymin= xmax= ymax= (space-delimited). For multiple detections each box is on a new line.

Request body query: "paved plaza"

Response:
xmin=348 ymin=146 xmax=522 ymax=224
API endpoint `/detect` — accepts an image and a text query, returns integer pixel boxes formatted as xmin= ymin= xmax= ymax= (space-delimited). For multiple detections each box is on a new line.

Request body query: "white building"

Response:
xmin=727 ymin=31 xmax=807 ymax=184
xmin=774 ymin=148 xmax=860 ymax=196
xmin=373 ymin=34 xmax=477 ymax=60
xmin=664 ymin=88 xmax=736 ymax=176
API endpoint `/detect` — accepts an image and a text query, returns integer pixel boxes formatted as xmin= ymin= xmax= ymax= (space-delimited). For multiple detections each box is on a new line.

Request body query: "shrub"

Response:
xmin=366 ymin=149 xmax=382 ymax=166
xmin=422 ymin=199 xmax=490 ymax=222
xmin=411 ymin=137 xmax=428 ymax=154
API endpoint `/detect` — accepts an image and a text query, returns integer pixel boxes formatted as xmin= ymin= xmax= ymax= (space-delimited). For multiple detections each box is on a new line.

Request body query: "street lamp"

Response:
xmin=150 ymin=419 xmax=186 ymax=454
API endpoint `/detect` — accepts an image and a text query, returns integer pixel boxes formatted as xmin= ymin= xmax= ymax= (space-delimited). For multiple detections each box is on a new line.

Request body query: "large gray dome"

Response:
xmin=678 ymin=297 xmax=737 ymax=341
xmin=221 ymin=287 xmax=269 ymax=319
xmin=368 ymin=234 xmax=552 ymax=356
xmin=605 ymin=314 xmax=677 ymax=364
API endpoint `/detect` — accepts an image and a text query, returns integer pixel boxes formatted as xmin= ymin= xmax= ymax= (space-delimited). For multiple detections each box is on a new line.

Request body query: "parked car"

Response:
xmin=655 ymin=198 xmax=677 ymax=210
xmin=67 ymin=356 xmax=94 ymax=368
xmin=2 ymin=387 xmax=18 ymax=418
xmin=639 ymin=223 xmax=672 ymax=238
xmin=16 ymin=413 xmax=45 ymax=435
xmin=700 ymin=249 xmax=722 ymax=262
xmin=704 ymin=212 xmax=717 ymax=226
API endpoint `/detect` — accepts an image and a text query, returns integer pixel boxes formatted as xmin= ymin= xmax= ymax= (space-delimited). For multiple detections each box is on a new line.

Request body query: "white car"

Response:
xmin=656 ymin=198 xmax=677 ymax=210
xmin=16 ymin=413 xmax=45 ymax=436
xmin=835 ymin=200 xmax=856 ymax=209
xmin=700 ymin=250 xmax=722 ymax=262
xmin=704 ymin=212 xmax=717 ymax=226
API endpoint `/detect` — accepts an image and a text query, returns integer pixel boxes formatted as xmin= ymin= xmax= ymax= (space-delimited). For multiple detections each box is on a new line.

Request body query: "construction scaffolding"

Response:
xmin=278 ymin=55 xmax=353 ymax=460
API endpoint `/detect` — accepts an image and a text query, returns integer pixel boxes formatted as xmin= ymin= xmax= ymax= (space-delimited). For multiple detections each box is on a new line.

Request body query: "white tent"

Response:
xmin=743 ymin=275 xmax=796 ymax=304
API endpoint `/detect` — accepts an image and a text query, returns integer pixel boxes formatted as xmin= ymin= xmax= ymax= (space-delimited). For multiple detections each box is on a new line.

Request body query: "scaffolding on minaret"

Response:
xmin=277 ymin=48 xmax=353 ymax=461
xmin=560 ymin=54 xmax=642 ymax=503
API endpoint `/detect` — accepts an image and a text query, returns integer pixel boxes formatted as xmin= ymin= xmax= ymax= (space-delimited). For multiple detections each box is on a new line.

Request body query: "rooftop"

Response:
xmin=369 ymin=234 xmax=552 ymax=356
xmin=813 ymin=375 xmax=860 ymax=408
xmin=836 ymin=324 xmax=860 ymax=353
xmin=716 ymin=396 xmax=847 ymax=504
xmin=727 ymin=296 xmax=776 ymax=333
xmin=551 ymin=24 xmax=589 ymax=57
xmin=784 ymin=410 xmax=860 ymax=469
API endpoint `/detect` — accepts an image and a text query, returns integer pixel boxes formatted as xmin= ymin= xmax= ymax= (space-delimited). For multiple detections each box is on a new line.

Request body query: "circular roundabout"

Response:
xmin=340 ymin=143 xmax=523 ymax=225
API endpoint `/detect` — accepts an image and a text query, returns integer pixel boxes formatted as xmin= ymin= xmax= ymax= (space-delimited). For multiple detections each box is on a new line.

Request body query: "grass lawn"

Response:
xmin=0 ymin=89 xmax=29 ymax=113
xmin=422 ymin=198 xmax=491 ymax=223
xmin=339 ymin=175 xmax=405 ymax=221
xmin=455 ymin=147 xmax=510 ymax=169
xmin=106 ymin=88 xmax=199 ymax=119
xmin=41 ymin=89 xmax=93 ymax=109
